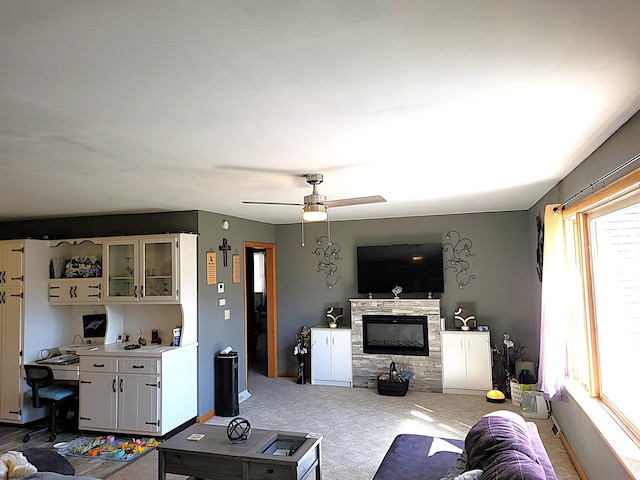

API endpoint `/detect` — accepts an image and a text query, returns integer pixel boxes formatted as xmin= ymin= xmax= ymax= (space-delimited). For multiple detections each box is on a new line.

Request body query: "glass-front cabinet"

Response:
xmin=104 ymin=236 xmax=178 ymax=303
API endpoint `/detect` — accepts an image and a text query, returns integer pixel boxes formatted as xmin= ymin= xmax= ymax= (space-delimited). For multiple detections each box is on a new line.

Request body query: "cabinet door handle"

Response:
xmin=80 ymin=416 xmax=92 ymax=421
xmin=145 ymin=420 xmax=159 ymax=426
xmin=1 ymin=291 xmax=5 ymax=303
xmin=1 ymin=271 xmax=5 ymax=283
xmin=89 ymin=284 xmax=101 ymax=290
xmin=80 ymin=380 xmax=92 ymax=384
xmin=11 ymin=275 xmax=24 ymax=282
xmin=145 ymin=383 xmax=158 ymax=387
xmin=134 ymin=285 xmax=138 ymax=298
xmin=93 ymin=363 xmax=105 ymax=368
xmin=119 ymin=378 xmax=124 ymax=393
xmin=50 ymin=286 xmax=60 ymax=290
xmin=69 ymin=286 xmax=74 ymax=297
xmin=9 ymin=409 xmax=21 ymax=415
xmin=132 ymin=365 xmax=145 ymax=369
xmin=10 ymin=292 xmax=23 ymax=298
xmin=112 ymin=379 xmax=117 ymax=393
xmin=74 ymin=285 xmax=78 ymax=298
xmin=140 ymin=285 xmax=144 ymax=298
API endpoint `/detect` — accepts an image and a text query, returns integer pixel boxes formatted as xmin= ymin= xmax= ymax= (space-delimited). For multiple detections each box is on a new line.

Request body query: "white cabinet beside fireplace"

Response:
xmin=310 ymin=327 xmax=352 ymax=387
xmin=441 ymin=331 xmax=492 ymax=395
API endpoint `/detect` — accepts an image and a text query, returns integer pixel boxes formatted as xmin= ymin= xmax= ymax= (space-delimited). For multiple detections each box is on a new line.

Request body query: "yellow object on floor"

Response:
xmin=486 ymin=389 xmax=506 ymax=403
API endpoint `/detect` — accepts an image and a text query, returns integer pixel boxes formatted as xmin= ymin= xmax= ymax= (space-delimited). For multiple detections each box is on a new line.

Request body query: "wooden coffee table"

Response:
xmin=157 ymin=423 xmax=322 ymax=480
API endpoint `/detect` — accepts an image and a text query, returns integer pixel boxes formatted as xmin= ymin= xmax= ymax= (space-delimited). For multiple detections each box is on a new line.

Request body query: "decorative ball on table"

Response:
xmin=227 ymin=417 xmax=252 ymax=444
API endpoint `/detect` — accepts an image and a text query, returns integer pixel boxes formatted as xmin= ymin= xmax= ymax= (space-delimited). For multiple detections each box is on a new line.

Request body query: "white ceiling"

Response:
xmin=1 ymin=1 xmax=639 ymax=224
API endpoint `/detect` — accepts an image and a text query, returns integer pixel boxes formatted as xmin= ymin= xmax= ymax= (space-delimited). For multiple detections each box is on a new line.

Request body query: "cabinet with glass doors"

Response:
xmin=103 ymin=236 xmax=178 ymax=303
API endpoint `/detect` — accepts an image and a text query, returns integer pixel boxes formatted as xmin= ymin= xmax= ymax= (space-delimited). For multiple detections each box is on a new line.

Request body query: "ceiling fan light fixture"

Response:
xmin=303 ymin=204 xmax=327 ymax=222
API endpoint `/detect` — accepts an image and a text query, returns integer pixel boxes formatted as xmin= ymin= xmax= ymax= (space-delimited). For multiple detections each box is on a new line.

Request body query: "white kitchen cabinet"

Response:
xmin=78 ymin=370 xmax=119 ymax=431
xmin=79 ymin=355 xmax=160 ymax=434
xmin=311 ymin=327 xmax=352 ymax=387
xmin=0 ymin=240 xmax=67 ymax=424
xmin=78 ymin=343 xmax=197 ymax=435
xmin=48 ymin=278 xmax=103 ymax=304
xmin=0 ymin=284 xmax=23 ymax=421
xmin=0 ymin=242 xmax=24 ymax=287
xmin=103 ymin=235 xmax=189 ymax=304
xmin=47 ymin=239 xmax=103 ymax=305
xmin=441 ymin=331 xmax=492 ymax=395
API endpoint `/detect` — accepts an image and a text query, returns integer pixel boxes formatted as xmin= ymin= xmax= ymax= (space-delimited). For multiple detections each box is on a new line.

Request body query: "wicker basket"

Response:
xmin=510 ymin=379 xmax=522 ymax=407
xmin=377 ymin=362 xmax=409 ymax=396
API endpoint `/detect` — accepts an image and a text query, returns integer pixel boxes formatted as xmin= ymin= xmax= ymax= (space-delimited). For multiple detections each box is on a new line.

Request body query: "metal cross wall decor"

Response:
xmin=219 ymin=238 xmax=232 ymax=267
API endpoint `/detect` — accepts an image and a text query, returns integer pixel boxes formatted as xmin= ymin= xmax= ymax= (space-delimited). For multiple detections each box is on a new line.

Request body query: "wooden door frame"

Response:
xmin=244 ymin=242 xmax=278 ymax=382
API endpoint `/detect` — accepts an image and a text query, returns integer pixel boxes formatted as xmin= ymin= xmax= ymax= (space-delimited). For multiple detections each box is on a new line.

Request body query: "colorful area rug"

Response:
xmin=60 ymin=436 xmax=160 ymax=462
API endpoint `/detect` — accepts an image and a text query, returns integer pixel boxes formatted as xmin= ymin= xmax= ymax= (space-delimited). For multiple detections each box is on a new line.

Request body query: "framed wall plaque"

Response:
xmin=232 ymin=253 xmax=240 ymax=283
xmin=207 ymin=251 xmax=217 ymax=285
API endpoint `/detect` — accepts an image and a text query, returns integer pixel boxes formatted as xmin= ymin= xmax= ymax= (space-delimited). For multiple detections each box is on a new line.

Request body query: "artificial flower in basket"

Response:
xmin=377 ymin=361 xmax=414 ymax=396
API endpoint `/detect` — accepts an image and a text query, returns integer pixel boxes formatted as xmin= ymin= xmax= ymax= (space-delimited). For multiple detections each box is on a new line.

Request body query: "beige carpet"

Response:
xmin=107 ymin=371 xmax=579 ymax=480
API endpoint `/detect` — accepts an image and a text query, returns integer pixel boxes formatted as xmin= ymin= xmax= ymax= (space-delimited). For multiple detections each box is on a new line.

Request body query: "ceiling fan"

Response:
xmin=242 ymin=173 xmax=386 ymax=222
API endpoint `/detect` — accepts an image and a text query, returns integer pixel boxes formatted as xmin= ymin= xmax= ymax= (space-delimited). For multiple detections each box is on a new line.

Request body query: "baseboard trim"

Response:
xmin=560 ymin=431 xmax=588 ymax=480
xmin=198 ymin=409 xmax=215 ymax=423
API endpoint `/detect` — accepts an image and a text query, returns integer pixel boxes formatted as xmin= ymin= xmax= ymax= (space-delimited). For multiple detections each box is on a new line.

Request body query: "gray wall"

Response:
xmin=527 ymin=110 xmax=640 ymax=480
xmin=275 ymin=210 xmax=537 ymax=375
xmin=196 ymin=211 xmax=275 ymax=417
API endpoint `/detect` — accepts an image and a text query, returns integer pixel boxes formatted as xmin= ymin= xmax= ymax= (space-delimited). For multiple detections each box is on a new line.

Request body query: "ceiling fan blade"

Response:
xmin=242 ymin=201 xmax=303 ymax=206
xmin=325 ymin=195 xmax=386 ymax=208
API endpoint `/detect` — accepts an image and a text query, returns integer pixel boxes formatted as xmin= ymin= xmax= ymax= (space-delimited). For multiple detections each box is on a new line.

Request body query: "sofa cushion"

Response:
xmin=480 ymin=449 xmax=545 ymax=480
xmin=465 ymin=411 xmax=538 ymax=471
xmin=373 ymin=434 xmax=465 ymax=480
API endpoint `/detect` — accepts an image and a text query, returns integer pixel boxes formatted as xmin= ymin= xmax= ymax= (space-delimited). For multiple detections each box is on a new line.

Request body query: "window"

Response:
xmin=253 ymin=250 xmax=266 ymax=293
xmin=563 ymin=168 xmax=640 ymax=439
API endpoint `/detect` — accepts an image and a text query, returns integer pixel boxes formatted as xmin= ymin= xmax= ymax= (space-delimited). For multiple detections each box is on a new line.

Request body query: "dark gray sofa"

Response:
xmin=373 ymin=410 xmax=558 ymax=480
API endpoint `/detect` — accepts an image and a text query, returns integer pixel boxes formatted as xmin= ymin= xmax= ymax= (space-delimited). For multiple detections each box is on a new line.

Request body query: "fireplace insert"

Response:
xmin=362 ymin=314 xmax=429 ymax=356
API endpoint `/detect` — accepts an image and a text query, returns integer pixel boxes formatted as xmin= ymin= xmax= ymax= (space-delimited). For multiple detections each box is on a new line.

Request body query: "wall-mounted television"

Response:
xmin=357 ymin=243 xmax=444 ymax=295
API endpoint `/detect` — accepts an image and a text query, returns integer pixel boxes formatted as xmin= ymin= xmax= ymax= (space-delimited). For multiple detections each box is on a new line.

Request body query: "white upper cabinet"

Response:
xmin=48 ymin=239 xmax=104 ymax=305
xmin=104 ymin=235 xmax=183 ymax=304
xmin=0 ymin=241 xmax=25 ymax=287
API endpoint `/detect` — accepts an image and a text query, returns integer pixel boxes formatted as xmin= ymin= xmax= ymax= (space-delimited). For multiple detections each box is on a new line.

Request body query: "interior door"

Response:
xmin=243 ymin=242 xmax=277 ymax=383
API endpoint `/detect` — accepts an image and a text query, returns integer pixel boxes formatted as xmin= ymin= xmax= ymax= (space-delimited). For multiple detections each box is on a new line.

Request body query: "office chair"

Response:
xmin=23 ymin=364 xmax=77 ymax=443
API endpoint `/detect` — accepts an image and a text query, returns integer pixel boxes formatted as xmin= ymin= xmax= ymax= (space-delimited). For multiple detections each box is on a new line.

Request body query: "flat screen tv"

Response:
xmin=357 ymin=243 xmax=444 ymax=295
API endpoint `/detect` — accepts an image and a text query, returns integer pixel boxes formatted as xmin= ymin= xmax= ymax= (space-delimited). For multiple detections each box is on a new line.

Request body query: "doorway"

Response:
xmin=244 ymin=242 xmax=278 ymax=386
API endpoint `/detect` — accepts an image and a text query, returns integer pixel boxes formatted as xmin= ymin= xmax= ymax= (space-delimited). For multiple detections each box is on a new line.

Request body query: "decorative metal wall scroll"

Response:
xmin=314 ymin=235 xmax=342 ymax=288
xmin=443 ymin=230 xmax=476 ymax=288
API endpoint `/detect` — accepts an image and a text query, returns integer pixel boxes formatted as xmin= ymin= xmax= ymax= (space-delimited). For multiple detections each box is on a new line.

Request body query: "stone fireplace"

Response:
xmin=350 ymin=298 xmax=442 ymax=392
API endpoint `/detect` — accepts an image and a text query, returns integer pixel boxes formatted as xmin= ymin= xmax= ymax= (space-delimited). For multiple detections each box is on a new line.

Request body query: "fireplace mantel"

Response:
xmin=350 ymin=298 xmax=442 ymax=392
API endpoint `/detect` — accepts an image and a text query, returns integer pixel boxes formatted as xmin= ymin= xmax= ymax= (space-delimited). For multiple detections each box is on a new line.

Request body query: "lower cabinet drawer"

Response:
xmin=120 ymin=358 xmax=159 ymax=374
xmin=80 ymin=357 xmax=118 ymax=372
xmin=247 ymin=462 xmax=293 ymax=479
xmin=163 ymin=451 xmax=242 ymax=479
